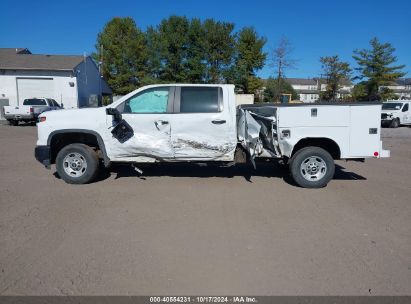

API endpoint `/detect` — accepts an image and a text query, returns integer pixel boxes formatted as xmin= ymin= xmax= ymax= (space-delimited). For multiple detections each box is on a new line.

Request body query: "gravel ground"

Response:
xmin=0 ymin=124 xmax=410 ymax=295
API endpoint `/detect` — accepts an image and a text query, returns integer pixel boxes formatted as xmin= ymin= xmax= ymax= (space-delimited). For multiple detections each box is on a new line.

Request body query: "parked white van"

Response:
xmin=381 ymin=100 xmax=411 ymax=128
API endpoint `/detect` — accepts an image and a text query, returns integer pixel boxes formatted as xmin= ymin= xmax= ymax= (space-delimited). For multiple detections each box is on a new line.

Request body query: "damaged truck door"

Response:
xmin=170 ymin=86 xmax=237 ymax=161
xmin=108 ymin=86 xmax=174 ymax=161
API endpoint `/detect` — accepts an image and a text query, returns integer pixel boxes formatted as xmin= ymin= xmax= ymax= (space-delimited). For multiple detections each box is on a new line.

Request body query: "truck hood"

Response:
xmin=41 ymin=107 xmax=106 ymax=120
xmin=39 ymin=107 xmax=108 ymax=130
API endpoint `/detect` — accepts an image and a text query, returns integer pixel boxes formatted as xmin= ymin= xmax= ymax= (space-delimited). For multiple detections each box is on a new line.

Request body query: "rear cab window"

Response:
xmin=23 ymin=99 xmax=47 ymax=106
xmin=178 ymin=87 xmax=223 ymax=113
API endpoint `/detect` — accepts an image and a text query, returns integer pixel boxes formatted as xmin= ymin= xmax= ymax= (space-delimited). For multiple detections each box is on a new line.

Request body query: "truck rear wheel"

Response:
xmin=56 ymin=143 xmax=99 ymax=184
xmin=289 ymin=147 xmax=335 ymax=188
xmin=9 ymin=120 xmax=18 ymax=126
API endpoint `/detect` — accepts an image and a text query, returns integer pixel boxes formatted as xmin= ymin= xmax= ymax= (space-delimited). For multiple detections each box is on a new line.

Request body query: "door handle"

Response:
xmin=211 ymin=119 xmax=226 ymax=124
xmin=155 ymin=120 xmax=169 ymax=125
xmin=154 ymin=120 xmax=169 ymax=130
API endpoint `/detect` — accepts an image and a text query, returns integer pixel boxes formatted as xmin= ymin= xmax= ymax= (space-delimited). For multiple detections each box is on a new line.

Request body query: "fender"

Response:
xmin=47 ymin=129 xmax=110 ymax=167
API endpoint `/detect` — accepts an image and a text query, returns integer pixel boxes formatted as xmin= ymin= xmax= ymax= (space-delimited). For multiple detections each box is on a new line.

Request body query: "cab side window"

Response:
xmin=402 ymin=103 xmax=409 ymax=112
xmin=123 ymin=87 xmax=170 ymax=113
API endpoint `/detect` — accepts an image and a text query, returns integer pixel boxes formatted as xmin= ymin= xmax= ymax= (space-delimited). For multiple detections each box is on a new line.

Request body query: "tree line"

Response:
xmin=95 ymin=16 xmax=406 ymax=102
xmin=94 ymin=16 xmax=266 ymax=96
xmin=319 ymin=37 xmax=405 ymax=101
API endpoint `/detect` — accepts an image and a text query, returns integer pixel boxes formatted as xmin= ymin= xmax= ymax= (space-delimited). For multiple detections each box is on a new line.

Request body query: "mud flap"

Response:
xmin=111 ymin=119 xmax=134 ymax=143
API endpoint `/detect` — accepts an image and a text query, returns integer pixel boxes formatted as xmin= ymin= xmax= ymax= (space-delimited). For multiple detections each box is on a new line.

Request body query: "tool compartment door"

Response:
xmin=349 ymin=104 xmax=382 ymax=157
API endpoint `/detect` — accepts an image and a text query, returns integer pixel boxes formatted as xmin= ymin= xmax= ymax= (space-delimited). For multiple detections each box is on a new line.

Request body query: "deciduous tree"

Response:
xmin=270 ymin=37 xmax=296 ymax=101
xmin=233 ymin=27 xmax=267 ymax=94
xmin=95 ymin=17 xmax=147 ymax=95
xmin=203 ymin=19 xmax=236 ymax=83
xmin=264 ymin=77 xmax=299 ymax=102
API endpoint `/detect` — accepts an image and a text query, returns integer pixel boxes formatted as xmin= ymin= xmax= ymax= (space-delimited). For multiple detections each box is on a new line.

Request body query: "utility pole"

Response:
xmin=99 ymin=45 xmax=104 ymax=74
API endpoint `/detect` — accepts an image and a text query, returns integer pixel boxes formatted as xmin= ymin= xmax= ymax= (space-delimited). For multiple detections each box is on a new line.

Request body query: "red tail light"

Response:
xmin=39 ymin=116 xmax=46 ymax=122
xmin=30 ymin=107 xmax=34 ymax=113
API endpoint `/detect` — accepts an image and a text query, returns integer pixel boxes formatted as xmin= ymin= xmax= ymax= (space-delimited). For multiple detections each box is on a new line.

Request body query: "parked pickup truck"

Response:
xmin=3 ymin=98 xmax=61 ymax=125
xmin=381 ymin=100 xmax=411 ymax=128
xmin=34 ymin=84 xmax=390 ymax=188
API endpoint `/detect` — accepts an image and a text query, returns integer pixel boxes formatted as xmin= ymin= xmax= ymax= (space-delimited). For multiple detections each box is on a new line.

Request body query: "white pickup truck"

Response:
xmin=3 ymin=98 xmax=61 ymax=125
xmin=381 ymin=100 xmax=411 ymax=128
xmin=35 ymin=84 xmax=390 ymax=188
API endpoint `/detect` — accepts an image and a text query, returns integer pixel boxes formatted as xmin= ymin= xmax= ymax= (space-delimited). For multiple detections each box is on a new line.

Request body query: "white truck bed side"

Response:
xmin=276 ymin=103 xmax=389 ymax=159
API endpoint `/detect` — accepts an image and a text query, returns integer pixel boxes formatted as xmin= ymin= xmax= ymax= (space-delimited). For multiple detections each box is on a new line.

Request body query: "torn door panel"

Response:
xmin=106 ymin=115 xmax=174 ymax=161
xmin=170 ymin=109 xmax=238 ymax=161
xmin=237 ymin=108 xmax=280 ymax=166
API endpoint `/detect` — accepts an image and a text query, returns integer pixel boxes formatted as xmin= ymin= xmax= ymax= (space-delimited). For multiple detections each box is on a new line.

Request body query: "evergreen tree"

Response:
xmin=353 ymin=37 xmax=405 ymax=100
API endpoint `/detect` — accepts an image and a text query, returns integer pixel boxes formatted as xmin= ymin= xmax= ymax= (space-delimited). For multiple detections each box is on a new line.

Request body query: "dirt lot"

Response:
xmin=0 ymin=124 xmax=410 ymax=295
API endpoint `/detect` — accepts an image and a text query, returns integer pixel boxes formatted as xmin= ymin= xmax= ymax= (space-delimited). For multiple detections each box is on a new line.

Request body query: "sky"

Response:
xmin=1 ymin=0 xmax=410 ymax=79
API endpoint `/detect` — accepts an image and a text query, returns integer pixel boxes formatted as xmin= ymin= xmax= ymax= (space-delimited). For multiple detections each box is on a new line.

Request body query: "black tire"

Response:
xmin=289 ymin=146 xmax=335 ymax=188
xmin=56 ymin=143 xmax=99 ymax=184
xmin=9 ymin=120 xmax=18 ymax=126
xmin=390 ymin=118 xmax=400 ymax=128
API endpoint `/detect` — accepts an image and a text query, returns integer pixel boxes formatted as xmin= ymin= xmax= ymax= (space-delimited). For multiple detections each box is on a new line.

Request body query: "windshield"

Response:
xmin=382 ymin=103 xmax=403 ymax=110
xmin=48 ymin=99 xmax=61 ymax=108
xmin=23 ymin=98 xmax=47 ymax=106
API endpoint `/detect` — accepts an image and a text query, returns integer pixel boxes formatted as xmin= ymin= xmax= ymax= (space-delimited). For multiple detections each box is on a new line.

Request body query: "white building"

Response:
xmin=381 ymin=78 xmax=411 ymax=99
xmin=286 ymin=78 xmax=353 ymax=103
xmin=0 ymin=48 xmax=112 ymax=110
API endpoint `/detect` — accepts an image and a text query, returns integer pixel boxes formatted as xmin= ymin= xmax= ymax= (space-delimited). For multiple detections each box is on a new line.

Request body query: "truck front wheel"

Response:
xmin=56 ymin=143 xmax=99 ymax=184
xmin=289 ymin=147 xmax=335 ymax=188
xmin=390 ymin=118 xmax=400 ymax=128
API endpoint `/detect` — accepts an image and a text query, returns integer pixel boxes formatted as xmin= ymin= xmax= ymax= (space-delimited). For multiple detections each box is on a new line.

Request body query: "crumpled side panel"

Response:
xmin=172 ymin=133 xmax=237 ymax=161
xmin=237 ymin=109 xmax=264 ymax=167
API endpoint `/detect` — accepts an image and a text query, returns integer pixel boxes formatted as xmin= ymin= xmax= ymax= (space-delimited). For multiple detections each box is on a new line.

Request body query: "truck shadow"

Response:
xmin=95 ymin=162 xmax=366 ymax=185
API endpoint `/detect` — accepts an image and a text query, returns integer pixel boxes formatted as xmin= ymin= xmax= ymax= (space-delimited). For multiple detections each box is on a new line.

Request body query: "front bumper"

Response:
xmin=34 ymin=145 xmax=51 ymax=169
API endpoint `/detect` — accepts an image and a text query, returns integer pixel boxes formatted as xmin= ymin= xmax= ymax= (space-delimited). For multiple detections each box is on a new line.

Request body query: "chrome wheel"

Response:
xmin=300 ymin=156 xmax=327 ymax=181
xmin=63 ymin=152 xmax=87 ymax=178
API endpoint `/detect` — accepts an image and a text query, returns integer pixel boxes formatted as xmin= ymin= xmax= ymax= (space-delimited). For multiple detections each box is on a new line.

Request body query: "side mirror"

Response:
xmin=106 ymin=107 xmax=122 ymax=121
